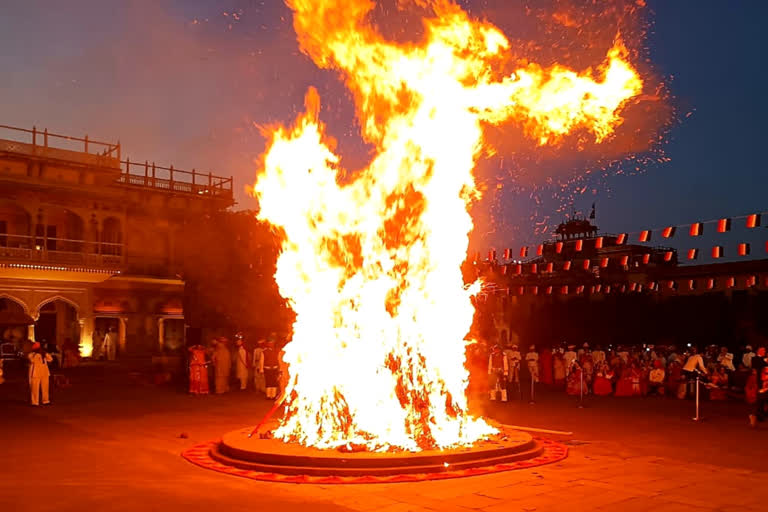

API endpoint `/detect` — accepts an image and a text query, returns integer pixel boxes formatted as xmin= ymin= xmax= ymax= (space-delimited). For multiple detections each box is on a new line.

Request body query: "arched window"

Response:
xmin=102 ymin=217 xmax=123 ymax=256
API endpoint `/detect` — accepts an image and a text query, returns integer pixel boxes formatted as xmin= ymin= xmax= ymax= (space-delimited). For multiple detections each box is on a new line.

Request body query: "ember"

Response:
xmin=253 ymin=0 xmax=643 ymax=452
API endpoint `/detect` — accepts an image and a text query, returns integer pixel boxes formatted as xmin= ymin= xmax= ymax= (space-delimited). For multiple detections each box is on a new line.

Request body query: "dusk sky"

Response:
xmin=2 ymin=1 xmax=766 ymax=255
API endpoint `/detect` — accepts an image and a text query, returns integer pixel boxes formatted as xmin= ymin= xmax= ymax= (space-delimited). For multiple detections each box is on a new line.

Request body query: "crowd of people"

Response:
xmin=186 ymin=332 xmax=289 ymax=400
xmin=470 ymin=340 xmax=768 ymax=426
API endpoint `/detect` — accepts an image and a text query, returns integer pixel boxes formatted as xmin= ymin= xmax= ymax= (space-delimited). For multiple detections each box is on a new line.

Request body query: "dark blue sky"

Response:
xmin=2 ymin=1 xmax=766 ymax=255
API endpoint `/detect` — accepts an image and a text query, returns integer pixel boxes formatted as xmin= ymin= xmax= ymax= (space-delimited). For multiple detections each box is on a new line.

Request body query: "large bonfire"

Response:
xmin=253 ymin=0 xmax=643 ymax=452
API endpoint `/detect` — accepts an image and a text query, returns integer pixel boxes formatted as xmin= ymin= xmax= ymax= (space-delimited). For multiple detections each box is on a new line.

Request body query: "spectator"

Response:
xmin=593 ymin=362 xmax=614 ymax=396
xmin=742 ymin=345 xmax=755 ymax=369
xmin=748 ymin=367 xmax=768 ymax=427
xmin=708 ymin=366 xmax=729 ymax=400
xmin=212 ymin=337 xmax=231 ymax=394
xmin=648 ymin=360 xmax=665 ymax=396
xmin=553 ymin=349 xmax=566 ymax=386
xmin=566 ymin=361 xmax=583 ymax=396
xmin=234 ymin=334 xmax=249 ymax=391
xmin=564 ymin=345 xmax=577 ymax=375
xmin=28 ymin=342 xmax=52 ymax=406
xmin=752 ymin=347 xmax=767 ymax=374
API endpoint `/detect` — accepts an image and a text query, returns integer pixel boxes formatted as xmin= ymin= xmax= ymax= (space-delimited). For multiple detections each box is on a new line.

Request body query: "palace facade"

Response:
xmin=0 ymin=125 xmax=234 ymax=357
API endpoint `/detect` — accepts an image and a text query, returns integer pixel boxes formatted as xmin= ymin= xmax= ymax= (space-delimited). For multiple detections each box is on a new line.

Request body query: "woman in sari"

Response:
xmin=614 ymin=365 xmax=634 ymax=397
xmin=188 ymin=344 xmax=210 ymax=395
xmin=593 ymin=362 xmax=614 ymax=396
xmin=708 ymin=365 xmax=728 ymax=401
xmin=566 ymin=361 xmax=583 ymax=396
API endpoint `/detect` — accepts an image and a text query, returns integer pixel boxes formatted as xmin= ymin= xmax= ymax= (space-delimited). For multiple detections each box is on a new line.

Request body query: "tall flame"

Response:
xmin=254 ymin=0 xmax=643 ymax=451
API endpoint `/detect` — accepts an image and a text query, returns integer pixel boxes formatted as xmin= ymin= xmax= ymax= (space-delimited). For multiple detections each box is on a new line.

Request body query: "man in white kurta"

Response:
xmin=252 ymin=340 xmax=265 ymax=393
xmin=234 ymin=337 xmax=249 ymax=390
xmin=525 ymin=345 xmax=539 ymax=383
xmin=103 ymin=327 xmax=118 ymax=361
xmin=28 ymin=343 xmax=53 ymax=406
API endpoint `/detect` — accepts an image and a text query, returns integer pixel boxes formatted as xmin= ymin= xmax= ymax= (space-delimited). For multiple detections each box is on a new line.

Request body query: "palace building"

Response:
xmin=0 ymin=124 xmax=234 ymax=358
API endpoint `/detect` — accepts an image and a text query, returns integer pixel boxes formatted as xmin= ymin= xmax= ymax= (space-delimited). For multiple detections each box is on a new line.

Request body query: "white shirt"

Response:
xmin=719 ymin=354 xmax=735 ymax=371
xmin=504 ymin=350 xmax=521 ymax=366
xmin=28 ymin=352 xmax=52 ymax=379
xmin=682 ymin=354 xmax=707 ymax=374
xmin=253 ymin=347 xmax=264 ymax=369
xmin=743 ymin=351 xmax=755 ymax=368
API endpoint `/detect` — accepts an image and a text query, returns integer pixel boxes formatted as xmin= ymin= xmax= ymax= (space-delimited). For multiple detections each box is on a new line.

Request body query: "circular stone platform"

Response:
xmin=182 ymin=423 xmax=568 ymax=484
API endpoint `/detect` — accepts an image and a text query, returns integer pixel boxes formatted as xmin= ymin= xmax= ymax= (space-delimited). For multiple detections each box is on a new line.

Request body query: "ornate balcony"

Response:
xmin=0 ymin=234 xmax=123 ymax=274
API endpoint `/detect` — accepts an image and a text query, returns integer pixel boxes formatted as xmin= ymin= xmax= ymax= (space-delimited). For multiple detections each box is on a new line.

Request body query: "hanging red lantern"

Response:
xmin=503 ymin=248 xmax=512 ymax=260
xmin=717 ymin=218 xmax=732 ymax=233
xmin=600 ymin=257 xmax=609 ymax=268
xmin=545 ymin=262 xmax=554 ymax=273
xmin=577 ymin=285 xmax=585 ymax=294
xmin=563 ymin=260 xmax=572 ymax=271
xmin=532 ymin=286 xmax=539 ymax=295
xmin=574 ymin=239 xmax=583 ymax=252
xmin=546 ymin=286 xmax=553 ymax=295
xmin=501 ymin=265 xmax=508 ymax=275
xmin=536 ymin=244 xmax=544 ymax=256
xmin=706 ymin=278 xmax=715 ymax=290
xmin=560 ymin=285 xmax=569 ymax=295
xmin=661 ymin=226 xmax=676 ymax=238
xmin=688 ymin=279 xmax=696 ymax=291
xmin=687 ymin=248 xmax=699 ymax=260
xmin=641 ymin=253 xmax=651 ymax=265
xmin=619 ymin=255 xmax=629 ymax=266
xmin=712 ymin=246 xmax=724 ymax=259
xmin=583 ymin=259 xmax=591 ymax=270
xmin=555 ymin=241 xmax=563 ymax=254
xmin=530 ymin=263 xmax=538 ymax=274
xmin=726 ymin=276 xmax=735 ymax=288
xmin=738 ymin=243 xmax=751 ymax=256
xmin=663 ymin=251 xmax=674 ymax=262
xmin=746 ymin=214 xmax=761 ymax=228
xmin=594 ymin=237 xmax=604 ymax=249
xmin=747 ymin=275 xmax=757 ymax=287
xmin=616 ymin=233 xmax=627 ymax=245
xmin=488 ymin=249 xmax=496 ymax=261
xmin=638 ymin=230 xmax=651 ymax=243
xmin=519 ymin=246 xmax=529 ymax=258
xmin=690 ymin=223 xmax=703 ymax=237
xmin=515 ymin=264 xmax=522 ymax=275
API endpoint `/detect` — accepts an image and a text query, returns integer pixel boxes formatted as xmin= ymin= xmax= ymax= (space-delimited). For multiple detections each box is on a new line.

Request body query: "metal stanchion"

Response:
xmin=692 ymin=373 xmax=702 ymax=422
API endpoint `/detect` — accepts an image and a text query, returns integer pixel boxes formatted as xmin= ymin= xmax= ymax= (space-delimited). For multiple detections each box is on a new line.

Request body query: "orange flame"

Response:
xmin=254 ymin=0 xmax=643 ymax=451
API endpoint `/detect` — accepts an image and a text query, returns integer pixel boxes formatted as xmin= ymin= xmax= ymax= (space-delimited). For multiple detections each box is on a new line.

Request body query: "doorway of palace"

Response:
xmin=162 ymin=318 xmax=185 ymax=352
xmin=35 ymin=301 xmax=79 ymax=350
xmin=92 ymin=317 xmax=121 ymax=360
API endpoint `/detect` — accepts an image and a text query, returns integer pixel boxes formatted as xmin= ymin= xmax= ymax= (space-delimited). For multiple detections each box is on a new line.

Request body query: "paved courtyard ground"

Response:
xmin=1 ymin=362 xmax=767 ymax=511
